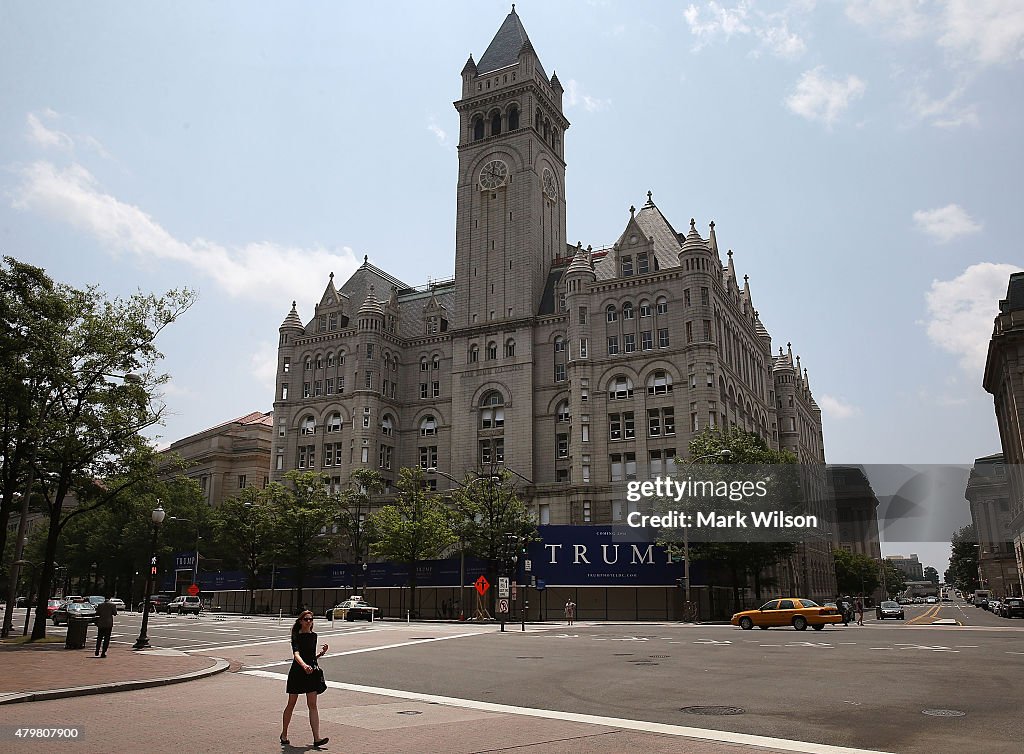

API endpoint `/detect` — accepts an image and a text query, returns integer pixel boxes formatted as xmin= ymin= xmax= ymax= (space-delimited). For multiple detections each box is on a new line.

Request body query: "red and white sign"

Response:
xmin=497 ymin=598 xmax=510 ymax=614
xmin=187 ymin=584 xmax=200 ymax=596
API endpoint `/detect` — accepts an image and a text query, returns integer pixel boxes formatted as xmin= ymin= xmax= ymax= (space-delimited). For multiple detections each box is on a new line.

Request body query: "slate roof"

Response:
xmin=1001 ymin=271 xmax=1024 ymax=313
xmin=477 ymin=9 xmax=547 ymax=80
xmin=338 ymin=260 xmax=411 ymax=316
xmin=396 ymin=285 xmax=456 ymax=339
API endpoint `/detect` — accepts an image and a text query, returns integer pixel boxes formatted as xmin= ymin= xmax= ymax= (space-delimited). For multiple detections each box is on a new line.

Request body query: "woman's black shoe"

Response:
xmin=313 ymin=737 xmax=329 ymax=747
xmin=279 ymin=735 xmax=289 ymax=746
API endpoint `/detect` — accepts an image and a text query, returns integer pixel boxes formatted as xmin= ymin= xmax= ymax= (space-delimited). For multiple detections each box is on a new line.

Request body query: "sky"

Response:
xmin=2 ymin=1 xmax=1022 ymax=573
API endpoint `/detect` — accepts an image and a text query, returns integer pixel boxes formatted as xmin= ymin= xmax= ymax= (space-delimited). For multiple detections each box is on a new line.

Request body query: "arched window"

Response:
xmin=647 ymin=370 xmax=673 ymax=396
xmin=639 ymin=300 xmax=652 ymax=318
xmin=656 ymin=296 xmax=669 ymax=314
xmin=487 ymin=341 xmax=497 ymax=360
xmin=505 ymin=338 xmax=516 ymax=358
xmin=622 ymin=302 xmax=634 ymax=320
xmin=381 ymin=414 xmax=394 ymax=437
xmin=491 ymin=111 xmax=501 ymax=136
xmin=300 ymin=416 xmax=315 ymax=435
xmin=535 ymin=109 xmax=542 ymax=130
xmin=432 ymin=355 xmax=440 ymax=370
xmin=480 ymin=391 xmax=505 ymax=429
xmin=543 ymin=118 xmax=550 ymax=141
xmin=556 ymin=400 xmax=570 ymax=423
xmin=420 ymin=415 xmax=437 ymax=436
xmin=608 ymin=376 xmax=634 ymax=400
xmin=304 ymin=357 xmax=312 ymax=371
xmin=508 ymin=105 xmax=520 ymax=130
xmin=338 ymin=350 xmax=346 ymax=365
xmin=325 ymin=412 xmax=342 ymax=433
xmin=606 ymin=305 xmax=618 ymax=322
xmin=420 ymin=357 xmax=428 ymax=372
xmin=469 ymin=345 xmax=479 ymax=363
xmin=553 ymin=336 xmax=565 ymax=353
xmin=473 ymin=116 xmax=484 ymax=141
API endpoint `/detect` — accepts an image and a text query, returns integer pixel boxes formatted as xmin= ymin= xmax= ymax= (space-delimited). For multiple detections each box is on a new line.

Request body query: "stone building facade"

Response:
xmin=160 ymin=411 xmax=273 ymax=506
xmin=828 ymin=466 xmax=882 ymax=561
xmin=270 ymin=9 xmax=834 ymax=601
xmin=965 ymin=453 xmax=1019 ymax=598
xmin=983 ymin=271 xmax=1024 ymax=598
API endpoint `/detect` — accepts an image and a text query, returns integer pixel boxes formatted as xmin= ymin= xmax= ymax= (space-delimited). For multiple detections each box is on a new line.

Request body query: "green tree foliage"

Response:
xmin=336 ymin=468 xmax=385 ymax=564
xmin=947 ymin=524 xmax=979 ymax=594
xmin=881 ymin=559 xmax=906 ymax=598
xmin=211 ymin=485 xmax=275 ymax=614
xmin=833 ymin=549 xmax=880 ymax=597
xmin=923 ymin=566 xmax=940 ymax=584
xmin=367 ymin=468 xmax=455 ymax=617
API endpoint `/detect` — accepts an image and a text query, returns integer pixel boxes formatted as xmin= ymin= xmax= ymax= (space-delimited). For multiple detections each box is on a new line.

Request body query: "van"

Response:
xmin=973 ymin=589 xmax=990 ymax=608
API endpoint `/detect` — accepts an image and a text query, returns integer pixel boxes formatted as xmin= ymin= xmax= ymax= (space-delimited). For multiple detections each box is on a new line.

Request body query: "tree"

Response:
xmin=266 ymin=470 xmax=342 ymax=614
xmin=923 ymin=566 xmax=940 ymax=584
xmin=657 ymin=428 xmax=801 ymax=609
xmin=367 ymin=467 xmax=454 ymax=617
xmin=833 ymin=549 xmax=880 ymax=597
xmin=881 ymin=560 xmax=906 ymax=598
xmin=336 ymin=468 xmax=385 ymax=567
xmin=211 ymin=485 xmax=275 ymax=614
xmin=947 ymin=524 xmax=979 ymax=594
xmin=23 ymin=276 xmax=196 ymax=639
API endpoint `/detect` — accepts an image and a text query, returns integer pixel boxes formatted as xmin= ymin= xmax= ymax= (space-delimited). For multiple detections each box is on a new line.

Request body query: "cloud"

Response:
xmin=785 ymin=67 xmax=866 ymax=126
xmin=250 ymin=341 xmax=279 ymax=390
xmin=818 ymin=394 xmax=861 ymax=419
xmin=26 ymin=112 xmax=74 ymax=151
xmin=845 ymin=0 xmax=932 ymax=39
xmin=564 ymin=80 xmax=611 ymax=112
xmin=939 ymin=0 xmax=1024 ymax=67
xmin=426 ymin=118 xmax=449 ymax=148
xmin=683 ymin=1 xmax=807 ymax=59
xmin=11 ymin=160 xmax=360 ymax=307
xmin=912 ymin=204 xmax=982 ymax=242
xmin=906 ymin=82 xmax=979 ymax=128
xmin=923 ymin=262 xmax=1021 ymax=374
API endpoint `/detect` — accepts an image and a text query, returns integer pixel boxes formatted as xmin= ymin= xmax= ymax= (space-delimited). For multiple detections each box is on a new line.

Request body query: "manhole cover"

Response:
xmin=922 ymin=709 xmax=965 ymax=717
xmin=680 ymin=706 xmax=745 ymax=716
xmin=396 ymin=710 xmax=423 ymax=716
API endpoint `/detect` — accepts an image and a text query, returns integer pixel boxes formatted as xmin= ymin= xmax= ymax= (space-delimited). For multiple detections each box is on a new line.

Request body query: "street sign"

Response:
xmin=524 ymin=559 xmax=532 ymax=572
xmin=497 ymin=598 xmax=510 ymax=614
xmin=475 ymin=575 xmax=490 ymax=596
xmin=498 ymin=577 xmax=510 ymax=598
xmin=187 ymin=584 xmax=200 ymax=597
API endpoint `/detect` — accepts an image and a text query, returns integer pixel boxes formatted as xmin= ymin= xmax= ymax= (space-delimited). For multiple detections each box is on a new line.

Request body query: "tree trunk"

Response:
xmin=31 ymin=504 xmax=64 ymax=640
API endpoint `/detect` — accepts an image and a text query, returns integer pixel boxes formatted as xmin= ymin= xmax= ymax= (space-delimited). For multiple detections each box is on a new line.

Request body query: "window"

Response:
xmin=420 ymin=415 xmax=437 ymax=436
xmin=473 ymin=115 xmax=484 ymax=140
xmin=305 ymin=358 xmax=312 ymax=372
xmin=709 ymin=402 xmax=718 ymax=429
xmin=362 ymin=407 xmax=370 ymax=428
xmin=314 ymin=380 xmax=322 ymax=396
xmin=612 ymin=501 xmax=623 ymax=521
xmin=338 ymin=351 xmax=345 ymax=365
xmin=432 ymin=355 xmax=440 ymax=370
xmin=609 ymin=414 xmax=622 ymax=440
xmin=580 ymin=338 xmax=588 ymax=358
xmin=701 ymin=287 xmax=709 ymax=306
xmin=621 ymin=256 xmax=633 ymax=277
xmin=607 ymin=336 xmax=619 ymax=355
xmin=381 ymin=415 xmax=393 ymax=436
xmin=582 ymin=455 xmax=591 ymax=483
xmin=624 ymin=411 xmax=635 ymax=439
xmin=364 ymin=371 xmax=372 ymax=390
xmin=657 ymin=297 xmax=668 ymax=314
xmin=432 ymin=381 xmax=440 ymax=397
xmin=686 ymin=322 xmax=693 ymax=343
xmin=379 ymin=445 xmax=393 ymax=470
xmin=609 ymin=376 xmax=633 ymax=400
xmin=639 ymin=301 xmax=651 ymax=318
xmin=326 ymin=378 xmax=334 ymax=395
xmin=624 ymin=333 xmax=636 ymax=353
xmin=505 ymin=339 xmax=515 ymax=357
xmin=684 ymin=289 xmax=692 ymax=307
xmin=648 ymin=370 xmax=673 ymax=395
xmin=641 ymin=331 xmax=652 ymax=350
xmin=419 ymin=446 xmax=437 ymax=470
xmin=556 ymin=401 xmax=570 ymax=423
xmin=649 ymin=407 xmax=674 ymax=436
xmin=658 ymin=328 xmax=670 ymax=348
xmin=480 ymin=438 xmax=505 ymax=464
xmin=664 ymin=408 xmax=675 ymax=435
xmin=326 ymin=413 xmax=342 ymax=433
xmin=554 ymin=363 xmax=566 ymax=382
xmin=317 ymin=315 xmax=326 ymax=333
xmin=583 ymin=500 xmax=592 ymax=522
xmin=298 ymin=445 xmax=315 ymax=469
xmin=606 ymin=305 xmax=617 ymax=322
xmin=303 ymin=382 xmax=311 ymax=398
xmin=625 ymin=452 xmax=636 ymax=480
xmin=691 ymin=403 xmax=699 ymax=432
xmin=301 ymin=416 xmax=315 ymax=435
xmin=648 ymin=409 xmax=661 ymax=437
xmin=581 ymin=415 xmax=590 ymax=442
xmin=469 ymin=345 xmax=479 ymax=363
xmin=238 ymin=475 xmax=247 ymax=489
xmin=578 ymin=306 xmax=588 ymax=324
xmin=487 ymin=341 xmax=497 ymax=360
xmin=366 ymin=344 xmax=373 ymax=360
xmin=556 ymin=433 xmax=569 ymax=458
xmin=480 ymin=392 xmax=505 ymax=429
xmin=278 ymin=419 xmax=286 ymax=438
xmin=276 ymin=453 xmax=283 ymax=471
xmin=650 ymin=450 xmax=664 ymax=476
xmin=421 ymin=357 xmax=429 ymax=372
xmin=420 ymin=383 xmax=428 ymax=399
xmin=361 ymin=447 xmax=369 ymax=463
xmin=539 ymin=504 xmax=551 ymax=525
xmin=554 ymin=337 xmax=566 ymax=353
xmin=282 ymin=357 xmax=291 ymax=373
xmin=611 ymin=454 xmax=623 ymax=482
xmin=706 ymin=363 xmax=715 ymax=387
xmin=637 ymin=253 xmax=649 ymax=274
xmin=703 ymin=320 xmax=712 ymax=341
xmin=665 ymin=449 xmax=677 ymax=476
xmin=622 ymin=302 xmax=634 ymax=320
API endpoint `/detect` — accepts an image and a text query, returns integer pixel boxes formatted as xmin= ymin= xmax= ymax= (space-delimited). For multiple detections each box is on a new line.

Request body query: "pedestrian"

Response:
xmin=565 ymin=598 xmax=576 ymax=626
xmin=281 ymin=610 xmax=330 ymax=748
xmin=835 ymin=595 xmax=848 ymax=626
xmin=855 ymin=596 xmax=864 ymax=626
xmin=441 ymin=599 xmax=448 ymax=619
xmin=94 ymin=596 xmax=117 ymax=658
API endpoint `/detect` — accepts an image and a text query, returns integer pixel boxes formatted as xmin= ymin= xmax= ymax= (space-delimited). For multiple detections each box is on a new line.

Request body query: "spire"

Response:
xmin=787 ymin=342 xmax=793 ymax=364
xmin=803 ymin=367 xmax=810 ymax=390
xmin=461 ymin=54 xmax=477 ymax=76
xmin=708 ymin=220 xmax=720 ymax=256
xmin=280 ymin=301 xmax=303 ymax=331
xmin=646 ymin=190 xmax=654 ymax=206
xmin=726 ymin=249 xmax=736 ymax=281
xmin=566 ymin=241 xmax=595 ymax=278
xmin=358 ymin=285 xmax=384 ymax=318
xmin=478 ymin=8 xmax=546 ymax=79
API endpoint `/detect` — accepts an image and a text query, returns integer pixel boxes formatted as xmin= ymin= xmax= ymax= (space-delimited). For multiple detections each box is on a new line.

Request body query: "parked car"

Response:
xmin=732 ymin=598 xmax=843 ymax=631
xmin=998 ymin=598 xmax=1024 ymax=618
xmin=46 ymin=598 xmax=63 ymax=617
xmin=876 ymin=600 xmax=905 ymax=620
xmin=987 ymin=599 xmax=1002 ymax=614
xmin=86 ymin=595 xmax=106 ymax=606
xmin=51 ymin=601 xmax=97 ymax=626
xmin=63 ymin=595 xmax=85 ymax=604
xmin=108 ymin=598 xmax=126 ymax=611
xmin=15 ymin=596 xmax=29 ymax=608
xmin=326 ymin=597 xmax=379 ymax=622
xmin=925 ymin=596 xmax=938 ymax=604
xmin=898 ymin=598 xmax=912 ymax=605
xmin=167 ymin=595 xmax=202 ymax=615
xmin=136 ymin=594 xmax=175 ymax=613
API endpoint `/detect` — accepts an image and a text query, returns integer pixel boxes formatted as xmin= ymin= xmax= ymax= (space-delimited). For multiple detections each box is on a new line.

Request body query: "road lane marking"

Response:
xmin=242 ymin=671 xmax=892 ymax=754
xmin=243 ymin=631 xmax=484 ymax=668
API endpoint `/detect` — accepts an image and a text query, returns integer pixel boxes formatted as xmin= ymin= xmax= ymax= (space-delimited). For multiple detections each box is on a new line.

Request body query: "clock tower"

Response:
xmin=452 ymin=7 xmax=569 ymax=328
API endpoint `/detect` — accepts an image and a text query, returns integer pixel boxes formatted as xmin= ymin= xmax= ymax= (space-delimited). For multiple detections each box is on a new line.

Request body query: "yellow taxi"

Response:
xmin=731 ymin=598 xmax=843 ymax=631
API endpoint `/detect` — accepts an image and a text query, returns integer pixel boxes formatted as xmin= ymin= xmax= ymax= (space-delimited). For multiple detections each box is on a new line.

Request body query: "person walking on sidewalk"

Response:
xmin=281 ymin=610 xmax=330 ymax=748
xmin=565 ymin=598 xmax=576 ymax=626
xmin=855 ymin=596 xmax=865 ymax=626
xmin=94 ymin=596 xmax=117 ymax=658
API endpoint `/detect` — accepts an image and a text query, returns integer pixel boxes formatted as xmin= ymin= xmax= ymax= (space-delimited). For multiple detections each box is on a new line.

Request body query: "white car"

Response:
xmin=167 ymin=595 xmax=202 ymax=615
xmin=925 ymin=596 xmax=938 ymax=604
xmin=108 ymin=598 xmax=126 ymax=611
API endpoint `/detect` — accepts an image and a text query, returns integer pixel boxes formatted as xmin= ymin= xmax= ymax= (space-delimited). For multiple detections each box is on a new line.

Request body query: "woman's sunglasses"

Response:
xmin=301 ymin=617 xmax=313 ymax=622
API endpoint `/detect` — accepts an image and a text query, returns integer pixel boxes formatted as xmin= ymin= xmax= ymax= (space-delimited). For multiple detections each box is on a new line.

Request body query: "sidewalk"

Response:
xmin=0 ymin=640 xmax=228 ymax=705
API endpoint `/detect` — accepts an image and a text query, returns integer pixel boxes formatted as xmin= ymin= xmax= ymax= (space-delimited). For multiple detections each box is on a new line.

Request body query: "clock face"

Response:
xmin=479 ymin=160 xmax=509 ymax=189
xmin=542 ymin=168 xmax=558 ymax=199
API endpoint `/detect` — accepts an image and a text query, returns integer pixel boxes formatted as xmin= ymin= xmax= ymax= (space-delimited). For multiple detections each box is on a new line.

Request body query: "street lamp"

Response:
xmin=680 ymin=450 xmax=733 ymax=613
xmin=133 ymin=502 xmax=166 ymax=650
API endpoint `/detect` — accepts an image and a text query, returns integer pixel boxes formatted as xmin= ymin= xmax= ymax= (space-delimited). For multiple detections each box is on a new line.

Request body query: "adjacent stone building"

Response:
xmin=965 ymin=453 xmax=1018 ymax=598
xmin=886 ymin=554 xmax=924 ymax=581
xmin=828 ymin=466 xmax=882 ymax=561
xmin=269 ymin=9 xmax=834 ymax=601
xmin=983 ymin=271 xmax=1024 ymax=598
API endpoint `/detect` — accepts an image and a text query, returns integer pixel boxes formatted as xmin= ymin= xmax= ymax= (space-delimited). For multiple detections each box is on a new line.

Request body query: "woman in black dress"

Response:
xmin=280 ymin=610 xmax=329 ymax=747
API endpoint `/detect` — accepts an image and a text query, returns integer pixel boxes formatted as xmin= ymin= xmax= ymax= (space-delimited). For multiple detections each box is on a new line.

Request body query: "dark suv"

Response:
xmin=137 ymin=594 xmax=175 ymax=613
xmin=999 ymin=598 xmax=1024 ymax=618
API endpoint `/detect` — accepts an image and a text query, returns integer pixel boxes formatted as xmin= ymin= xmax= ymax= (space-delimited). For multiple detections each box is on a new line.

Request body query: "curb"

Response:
xmin=0 ymin=657 xmax=230 ymax=706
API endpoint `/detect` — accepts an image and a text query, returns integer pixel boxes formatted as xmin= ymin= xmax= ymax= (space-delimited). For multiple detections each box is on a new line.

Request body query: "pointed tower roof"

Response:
xmin=478 ymin=7 xmax=547 ymax=78
xmin=566 ymin=241 xmax=594 ymax=277
xmin=358 ymin=286 xmax=384 ymax=317
xmin=280 ymin=301 xmax=303 ymax=330
xmin=679 ymin=218 xmax=709 ymax=254
xmin=461 ymin=54 xmax=477 ymax=76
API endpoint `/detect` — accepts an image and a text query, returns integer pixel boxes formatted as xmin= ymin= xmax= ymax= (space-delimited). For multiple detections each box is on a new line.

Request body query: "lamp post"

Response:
xmin=682 ymin=450 xmax=732 ymax=610
xmin=133 ymin=502 xmax=166 ymax=650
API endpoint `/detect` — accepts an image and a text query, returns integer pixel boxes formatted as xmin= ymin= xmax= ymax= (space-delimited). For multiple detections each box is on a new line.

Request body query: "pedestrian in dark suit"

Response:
xmin=94 ymin=597 xmax=117 ymax=657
